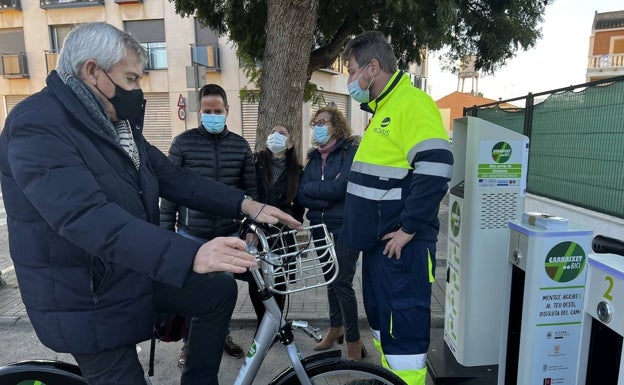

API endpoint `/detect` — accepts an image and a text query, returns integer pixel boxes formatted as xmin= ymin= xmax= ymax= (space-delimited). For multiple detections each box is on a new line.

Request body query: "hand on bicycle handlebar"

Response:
xmin=192 ymin=237 xmax=258 ymax=274
xmin=245 ymin=232 xmax=259 ymax=248
xmin=241 ymin=199 xmax=303 ymax=231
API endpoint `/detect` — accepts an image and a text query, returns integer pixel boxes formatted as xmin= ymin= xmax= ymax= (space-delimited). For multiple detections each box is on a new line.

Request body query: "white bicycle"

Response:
xmin=231 ymin=219 xmax=405 ymax=385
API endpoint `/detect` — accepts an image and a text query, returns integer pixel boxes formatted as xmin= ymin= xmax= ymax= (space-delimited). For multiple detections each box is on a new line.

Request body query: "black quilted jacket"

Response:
xmin=159 ymin=126 xmax=258 ymax=239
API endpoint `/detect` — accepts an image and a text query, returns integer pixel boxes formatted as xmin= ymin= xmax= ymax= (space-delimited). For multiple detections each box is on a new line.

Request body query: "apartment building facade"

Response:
xmin=586 ymin=10 xmax=624 ymax=81
xmin=1 ymin=0 xmax=417 ymax=155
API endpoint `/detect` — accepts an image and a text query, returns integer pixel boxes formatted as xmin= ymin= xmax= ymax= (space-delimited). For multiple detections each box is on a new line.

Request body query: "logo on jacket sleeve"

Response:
xmin=373 ymin=117 xmax=391 ymax=136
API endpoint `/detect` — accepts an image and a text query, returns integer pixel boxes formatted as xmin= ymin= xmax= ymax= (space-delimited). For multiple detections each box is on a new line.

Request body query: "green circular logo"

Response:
xmin=381 ymin=117 xmax=391 ymax=128
xmin=491 ymin=142 xmax=512 ymax=163
xmin=450 ymin=201 xmax=461 ymax=237
xmin=544 ymin=242 xmax=586 ymax=282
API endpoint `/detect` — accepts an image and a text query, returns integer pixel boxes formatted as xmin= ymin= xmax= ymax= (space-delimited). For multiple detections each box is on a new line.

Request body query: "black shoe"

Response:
xmin=224 ymin=335 xmax=245 ymax=358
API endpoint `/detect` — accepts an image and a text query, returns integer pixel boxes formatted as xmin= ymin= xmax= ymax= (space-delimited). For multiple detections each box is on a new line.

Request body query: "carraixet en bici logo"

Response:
xmin=491 ymin=142 xmax=512 ymax=163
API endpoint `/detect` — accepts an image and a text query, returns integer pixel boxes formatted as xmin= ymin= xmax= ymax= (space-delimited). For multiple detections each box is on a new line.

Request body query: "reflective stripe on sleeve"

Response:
xmin=347 ymin=182 xmax=402 ymax=201
xmin=412 ymin=161 xmax=453 ymax=179
xmin=351 ymin=161 xmax=410 ymax=179
xmin=407 ymin=138 xmax=452 ymax=165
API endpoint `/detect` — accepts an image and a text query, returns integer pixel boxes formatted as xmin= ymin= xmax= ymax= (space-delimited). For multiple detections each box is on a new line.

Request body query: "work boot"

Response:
xmin=313 ymin=326 xmax=345 ymax=351
xmin=224 ymin=335 xmax=245 ymax=358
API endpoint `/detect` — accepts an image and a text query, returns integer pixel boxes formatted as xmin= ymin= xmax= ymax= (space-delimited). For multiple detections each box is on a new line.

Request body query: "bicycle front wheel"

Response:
xmin=278 ymin=360 xmax=407 ymax=385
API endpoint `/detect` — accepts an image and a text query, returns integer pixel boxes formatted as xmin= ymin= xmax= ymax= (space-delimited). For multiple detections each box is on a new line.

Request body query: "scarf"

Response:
xmin=317 ymin=138 xmax=339 ymax=174
xmin=61 ymin=72 xmax=140 ymax=169
xmin=270 ymin=155 xmax=287 ymax=183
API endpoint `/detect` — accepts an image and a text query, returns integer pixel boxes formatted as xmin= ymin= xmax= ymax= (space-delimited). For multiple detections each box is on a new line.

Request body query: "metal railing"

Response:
xmin=463 ymin=75 xmax=624 ymax=219
xmin=587 ymin=53 xmax=624 ymax=69
xmin=144 ymin=44 xmax=167 ymax=71
xmin=190 ymin=43 xmax=220 ymax=71
xmin=45 ymin=51 xmax=59 ymax=74
xmin=39 ymin=0 xmax=104 ymax=9
xmin=0 ymin=0 xmax=20 ymax=10
xmin=1 ymin=52 xmax=28 ymax=78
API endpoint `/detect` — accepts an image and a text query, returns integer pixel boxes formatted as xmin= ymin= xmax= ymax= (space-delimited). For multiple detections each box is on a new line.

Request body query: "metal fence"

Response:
xmin=464 ymin=75 xmax=624 ymax=218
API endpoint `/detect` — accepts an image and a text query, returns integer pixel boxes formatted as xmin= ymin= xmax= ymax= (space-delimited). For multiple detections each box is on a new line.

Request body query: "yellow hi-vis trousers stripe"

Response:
xmin=372 ymin=328 xmax=428 ymax=385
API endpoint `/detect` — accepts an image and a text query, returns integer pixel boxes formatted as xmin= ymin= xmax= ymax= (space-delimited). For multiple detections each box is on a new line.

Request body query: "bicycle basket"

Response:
xmin=256 ymin=223 xmax=338 ymax=295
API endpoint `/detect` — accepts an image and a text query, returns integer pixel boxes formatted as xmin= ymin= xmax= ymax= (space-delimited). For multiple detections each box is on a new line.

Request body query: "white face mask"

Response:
xmin=266 ymin=132 xmax=288 ymax=154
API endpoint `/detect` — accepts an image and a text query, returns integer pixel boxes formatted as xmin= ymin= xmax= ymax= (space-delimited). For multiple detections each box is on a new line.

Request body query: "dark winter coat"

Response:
xmin=255 ymin=150 xmax=304 ymax=221
xmin=297 ymin=137 xmax=359 ymax=238
xmin=0 ymin=71 xmax=245 ymax=354
xmin=159 ymin=127 xmax=257 ymax=239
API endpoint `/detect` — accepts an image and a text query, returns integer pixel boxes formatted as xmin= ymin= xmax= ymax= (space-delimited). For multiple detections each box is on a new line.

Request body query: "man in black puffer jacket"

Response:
xmin=160 ymin=84 xmax=257 ymax=361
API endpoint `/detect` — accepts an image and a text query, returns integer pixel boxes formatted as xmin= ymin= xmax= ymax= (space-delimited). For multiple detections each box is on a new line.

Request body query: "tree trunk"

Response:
xmin=257 ymin=0 xmax=318 ymax=162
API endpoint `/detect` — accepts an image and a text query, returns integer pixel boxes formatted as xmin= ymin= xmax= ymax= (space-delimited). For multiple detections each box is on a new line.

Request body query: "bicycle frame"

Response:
xmin=233 ymin=222 xmax=339 ymax=385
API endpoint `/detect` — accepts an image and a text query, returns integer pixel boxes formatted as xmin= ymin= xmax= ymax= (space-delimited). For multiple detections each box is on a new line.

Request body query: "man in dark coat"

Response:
xmin=160 ymin=83 xmax=258 ymax=361
xmin=0 ymin=22 xmax=300 ymax=385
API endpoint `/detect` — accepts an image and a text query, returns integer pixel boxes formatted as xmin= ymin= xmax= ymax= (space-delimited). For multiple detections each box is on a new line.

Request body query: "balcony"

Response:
xmin=587 ymin=53 xmax=624 ymax=79
xmin=191 ymin=44 xmax=220 ymax=72
xmin=115 ymin=0 xmax=142 ymax=3
xmin=45 ymin=50 xmax=59 ymax=74
xmin=0 ymin=0 xmax=20 ymax=10
xmin=143 ymin=43 xmax=167 ymax=71
xmin=1 ymin=52 xmax=28 ymax=78
xmin=40 ymin=0 xmax=104 ymax=10
xmin=318 ymin=57 xmax=347 ymax=75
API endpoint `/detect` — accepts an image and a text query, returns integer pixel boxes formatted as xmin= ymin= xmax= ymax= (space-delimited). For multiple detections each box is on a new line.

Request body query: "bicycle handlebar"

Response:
xmin=592 ymin=235 xmax=624 ymax=257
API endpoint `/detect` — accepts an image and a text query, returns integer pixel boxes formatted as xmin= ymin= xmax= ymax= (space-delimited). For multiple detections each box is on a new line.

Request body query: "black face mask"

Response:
xmin=100 ymin=71 xmax=144 ymax=121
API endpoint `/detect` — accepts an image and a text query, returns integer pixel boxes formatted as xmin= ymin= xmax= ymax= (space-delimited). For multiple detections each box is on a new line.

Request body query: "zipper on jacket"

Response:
xmin=90 ymin=255 xmax=112 ymax=305
xmin=377 ymin=203 xmax=383 ymax=240
xmin=214 ymin=136 xmax=221 ymax=181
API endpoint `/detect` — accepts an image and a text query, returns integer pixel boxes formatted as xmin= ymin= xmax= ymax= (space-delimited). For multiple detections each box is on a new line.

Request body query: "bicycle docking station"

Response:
xmin=575 ymin=237 xmax=624 ymax=384
xmin=498 ymin=218 xmax=592 ymax=384
xmin=428 ymin=117 xmax=529 ymax=384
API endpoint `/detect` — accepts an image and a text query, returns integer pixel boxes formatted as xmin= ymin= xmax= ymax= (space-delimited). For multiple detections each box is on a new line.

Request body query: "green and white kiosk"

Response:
xmin=429 ymin=117 xmax=529 ymax=383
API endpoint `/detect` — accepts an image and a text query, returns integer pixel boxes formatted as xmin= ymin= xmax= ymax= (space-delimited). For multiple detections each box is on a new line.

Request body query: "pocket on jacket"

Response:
xmin=90 ymin=255 xmax=114 ymax=297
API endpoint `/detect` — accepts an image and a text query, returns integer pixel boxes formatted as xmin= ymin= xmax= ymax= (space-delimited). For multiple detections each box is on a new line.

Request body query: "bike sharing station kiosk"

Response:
xmin=498 ymin=215 xmax=592 ymax=385
xmin=428 ymin=117 xmax=529 ymax=384
xmin=575 ymin=247 xmax=624 ymax=384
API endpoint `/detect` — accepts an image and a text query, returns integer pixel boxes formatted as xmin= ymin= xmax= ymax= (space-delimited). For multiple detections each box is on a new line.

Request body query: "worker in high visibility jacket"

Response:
xmin=340 ymin=31 xmax=453 ymax=385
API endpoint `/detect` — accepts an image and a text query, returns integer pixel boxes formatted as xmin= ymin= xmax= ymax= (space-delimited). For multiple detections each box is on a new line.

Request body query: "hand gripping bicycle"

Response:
xmin=234 ymin=219 xmax=406 ymax=385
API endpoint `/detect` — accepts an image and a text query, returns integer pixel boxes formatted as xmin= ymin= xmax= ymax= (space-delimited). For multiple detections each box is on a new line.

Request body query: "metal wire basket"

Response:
xmin=250 ymin=223 xmax=338 ymax=295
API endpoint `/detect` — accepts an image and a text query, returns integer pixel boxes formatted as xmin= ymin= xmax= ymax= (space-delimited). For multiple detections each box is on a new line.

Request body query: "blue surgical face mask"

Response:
xmin=266 ymin=132 xmax=288 ymax=154
xmin=201 ymin=113 xmax=226 ymax=134
xmin=347 ymin=63 xmax=373 ymax=103
xmin=313 ymin=125 xmax=331 ymax=145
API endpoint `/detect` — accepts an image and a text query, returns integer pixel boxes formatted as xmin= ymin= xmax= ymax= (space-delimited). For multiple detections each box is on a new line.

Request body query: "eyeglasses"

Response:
xmin=311 ymin=118 xmax=329 ymax=127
